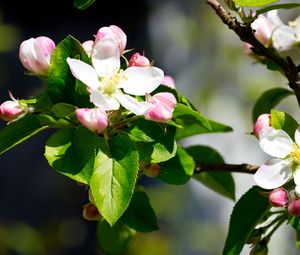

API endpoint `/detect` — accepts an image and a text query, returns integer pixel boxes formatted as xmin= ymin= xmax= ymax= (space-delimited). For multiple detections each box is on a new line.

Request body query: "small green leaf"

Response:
xmin=232 ymin=0 xmax=278 ymax=6
xmin=47 ymin=35 xmax=90 ymax=105
xmin=90 ymin=135 xmax=139 ymax=226
xmin=256 ymin=3 xmax=300 ymax=15
xmin=74 ymin=0 xmax=96 ymax=10
xmin=97 ymin=219 xmax=136 ymax=255
xmin=290 ymin=217 xmax=300 ymax=248
xmin=223 ymin=186 xmax=270 ymax=255
xmin=121 ymin=191 xmax=158 ymax=232
xmin=252 ymin=88 xmax=293 ymax=123
xmin=0 ymin=114 xmax=48 ymax=155
xmin=187 ymin=146 xmax=235 ymax=201
xmin=52 ymin=103 xmax=76 ymax=118
xmin=44 ymin=126 xmax=100 ymax=184
xmin=126 ymin=120 xmax=177 ymax=163
xmin=157 ymin=146 xmax=195 ymax=185
xmin=271 ymin=109 xmax=299 ymax=138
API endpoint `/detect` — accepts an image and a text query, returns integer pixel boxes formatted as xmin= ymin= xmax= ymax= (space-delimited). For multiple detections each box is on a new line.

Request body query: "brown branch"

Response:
xmin=206 ymin=0 xmax=300 ymax=107
xmin=194 ymin=162 xmax=259 ymax=174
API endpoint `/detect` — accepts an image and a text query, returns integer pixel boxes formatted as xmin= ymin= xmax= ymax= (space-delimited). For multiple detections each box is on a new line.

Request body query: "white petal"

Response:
xmin=295 ymin=127 xmax=300 ymax=147
xmin=267 ymin=10 xmax=283 ymax=27
xmin=254 ymin=158 xmax=292 ymax=189
xmin=272 ymin=25 xmax=297 ymax=51
xmin=67 ymin=58 xmax=102 ymax=90
xmin=259 ymin=127 xmax=293 ymax=158
xmin=92 ymin=37 xmax=120 ymax=77
xmin=293 ymin=167 xmax=300 ymax=186
xmin=115 ymin=93 xmax=150 ymax=115
xmin=90 ymin=90 xmax=120 ymax=111
xmin=121 ymin=67 xmax=164 ymax=96
xmin=295 ymin=184 xmax=300 ymax=196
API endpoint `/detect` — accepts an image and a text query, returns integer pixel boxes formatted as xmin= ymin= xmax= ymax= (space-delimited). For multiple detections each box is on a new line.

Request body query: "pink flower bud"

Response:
xmin=253 ymin=114 xmax=271 ymax=139
xmin=140 ymin=162 xmax=160 ymax=177
xmin=82 ymin=203 xmax=101 ymax=221
xmin=145 ymin=92 xmax=177 ymax=122
xmin=251 ymin=15 xmax=274 ymax=46
xmin=82 ymin=40 xmax=94 ymax=57
xmin=75 ymin=108 xmax=108 ymax=134
xmin=128 ymin=53 xmax=150 ymax=67
xmin=19 ymin=36 xmax=55 ymax=75
xmin=269 ymin=187 xmax=288 ymax=207
xmin=0 ymin=100 xmax=25 ymax=121
xmin=95 ymin=25 xmax=127 ymax=54
xmin=288 ymin=198 xmax=300 ymax=216
xmin=161 ymin=75 xmax=176 ymax=89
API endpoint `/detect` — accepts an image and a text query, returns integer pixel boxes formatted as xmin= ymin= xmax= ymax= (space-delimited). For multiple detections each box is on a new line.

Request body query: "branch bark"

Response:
xmin=206 ymin=0 xmax=300 ymax=106
xmin=194 ymin=162 xmax=259 ymax=174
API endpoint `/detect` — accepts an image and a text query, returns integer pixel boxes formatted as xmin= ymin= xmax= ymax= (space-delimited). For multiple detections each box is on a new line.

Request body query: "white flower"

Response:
xmin=67 ymin=37 xmax=164 ymax=115
xmin=254 ymin=126 xmax=300 ymax=190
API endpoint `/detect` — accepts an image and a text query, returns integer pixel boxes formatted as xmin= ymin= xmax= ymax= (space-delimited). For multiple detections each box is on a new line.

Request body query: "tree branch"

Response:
xmin=206 ymin=0 xmax=300 ymax=107
xmin=194 ymin=162 xmax=259 ymax=174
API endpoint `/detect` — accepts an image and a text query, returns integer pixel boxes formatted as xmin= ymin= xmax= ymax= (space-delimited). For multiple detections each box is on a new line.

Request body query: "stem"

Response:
xmin=194 ymin=162 xmax=259 ymax=174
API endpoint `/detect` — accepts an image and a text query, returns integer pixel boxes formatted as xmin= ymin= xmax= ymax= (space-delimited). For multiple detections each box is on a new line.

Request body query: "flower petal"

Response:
xmin=67 ymin=58 xmax=102 ymax=90
xmin=295 ymin=127 xmax=300 ymax=148
xmin=90 ymin=90 xmax=120 ymax=111
xmin=267 ymin=10 xmax=283 ymax=27
xmin=259 ymin=127 xmax=293 ymax=158
xmin=272 ymin=25 xmax=297 ymax=51
xmin=293 ymin=167 xmax=300 ymax=187
xmin=254 ymin=158 xmax=292 ymax=189
xmin=121 ymin=66 xmax=164 ymax=96
xmin=115 ymin=93 xmax=150 ymax=115
xmin=92 ymin=37 xmax=120 ymax=77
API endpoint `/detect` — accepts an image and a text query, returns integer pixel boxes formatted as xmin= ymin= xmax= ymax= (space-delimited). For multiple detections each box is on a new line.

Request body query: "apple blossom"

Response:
xmin=145 ymin=92 xmax=177 ymax=122
xmin=19 ymin=36 xmax=55 ymax=75
xmin=254 ymin=126 xmax=300 ymax=190
xmin=288 ymin=198 xmax=300 ymax=216
xmin=161 ymin=75 xmax=176 ymax=89
xmin=95 ymin=25 xmax=127 ymax=55
xmin=67 ymin=36 xmax=164 ymax=115
xmin=268 ymin=187 xmax=288 ymax=207
xmin=251 ymin=13 xmax=274 ymax=46
xmin=0 ymin=100 xmax=25 ymax=121
xmin=82 ymin=40 xmax=94 ymax=57
xmin=128 ymin=53 xmax=150 ymax=67
xmin=75 ymin=108 xmax=108 ymax=134
xmin=253 ymin=114 xmax=271 ymax=139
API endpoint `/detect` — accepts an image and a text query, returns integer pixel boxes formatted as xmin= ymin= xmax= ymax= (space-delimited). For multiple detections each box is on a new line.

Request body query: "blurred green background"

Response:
xmin=0 ymin=0 xmax=299 ymax=254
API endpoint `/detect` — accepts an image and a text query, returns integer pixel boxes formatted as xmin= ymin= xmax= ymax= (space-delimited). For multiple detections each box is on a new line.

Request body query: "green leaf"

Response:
xmin=90 ymin=135 xmax=139 ymax=226
xmin=97 ymin=219 xmax=136 ymax=255
xmin=44 ymin=126 xmax=100 ymax=184
xmin=223 ymin=186 xmax=270 ymax=255
xmin=173 ymin=104 xmax=232 ymax=140
xmin=232 ymin=0 xmax=278 ymax=6
xmin=74 ymin=0 xmax=96 ymax=10
xmin=157 ymin=146 xmax=195 ymax=185
xmin=121 ymin=191 xmax=158 ymax=232
xmin=126 ymin=119 xmax=177 ymax=163
xmin=271 ymin=109 xmax=299 ymax=138
xmin=0 ymin=114 xmax=48 ymax=155
xmin=252 ymin=88 xmax=293 ymax=123
xmin=256 ymin=3 xmax=300 ymax=15
xmin=52 ymin=103 xmax=76 ymax=118
xmin=47 ymin=35 xmax=90 ymax=105
xmin=187 ymin=146 xmax=235 ymax=201
xmin=290 ymin=217 xmax=300 ymax=248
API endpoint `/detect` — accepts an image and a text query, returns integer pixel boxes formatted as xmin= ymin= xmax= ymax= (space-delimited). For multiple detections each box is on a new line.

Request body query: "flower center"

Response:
xmin=290 ymin=143 xmax=300 ymax=166
xmin=100 ymin=69 xmax=127 ymax=95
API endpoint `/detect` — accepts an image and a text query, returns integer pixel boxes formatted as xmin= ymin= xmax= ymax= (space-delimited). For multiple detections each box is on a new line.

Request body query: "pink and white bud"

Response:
xmin=19 ymin=36 xmax=55 ymax=75
xmin=288 ymin=198 xmax=300 ymax=216
xmin=128 ymin=53 xmax=150 ymax=67
xmin=140 ymin=162 xmax=160 ymax=177
xmin=251 ymin=15 xmax=274 ymax=46
xmin=145 ymin=92 xmax=177 ymax=122
xmin=253 ymin=114 xmax=271 ymax=139
xmin=82 ymin=203 xmax=101 ymax=221
xmin=95 ymin=25 xmax=127 ymax=54
xmin=82 ymin=40 xmax=94 ymax=57
xmin=75 ymin=108 xmax=108 ymax=134
xmin=269 ymin=187 xmax=288 ymax=207
xmin=161 ymin=75 xmax=176 ymax=89
xmin=0 ymin=100 xmax=25 ymax=121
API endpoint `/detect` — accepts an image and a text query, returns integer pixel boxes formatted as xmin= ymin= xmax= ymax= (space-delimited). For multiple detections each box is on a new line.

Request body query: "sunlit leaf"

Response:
xmin=271 ymin=109 xmax=299 ymax=138
xmin=74 ymin=0 xmax=96 ymax=10
xmin=232 ymin=0 xmax=278 ymax=6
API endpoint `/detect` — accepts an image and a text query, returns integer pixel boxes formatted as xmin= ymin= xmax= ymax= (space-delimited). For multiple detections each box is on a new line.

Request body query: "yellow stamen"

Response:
xmin=100 ymin=68 xmax=128 ymax=95
xmin=290 ymin=143 xmax=300 ymax=165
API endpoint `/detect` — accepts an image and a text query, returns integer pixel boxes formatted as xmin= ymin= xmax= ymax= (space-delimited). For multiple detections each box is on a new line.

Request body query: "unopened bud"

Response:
xmin=19 ymin=36 xmax=55 ymax=75
xmin=82 ymin=40 xmax=94 ymax=57
xmin=128 ymin=53 xmax=150 ymax=67
xmin=269 ymin=187 xmax=288 ymax=207
xmin=0 ymin=100 xmax=25 ymax=121
xmin=75 ymin=108 xmax=108 ymax=134
xmin=161 ymin=75 xmax=176 ymax=89
xmin=288 ymin=198 xmax=300 ymax=216
xmin=140 ymin=162 xmax=160 ymax=177
xmin=251 ymin=15 xmax=274 ymax=46
xmin=253 ymin=114 xmax=271 ymax=138
xmin=82 ymin=203 xmax=101 ymax=221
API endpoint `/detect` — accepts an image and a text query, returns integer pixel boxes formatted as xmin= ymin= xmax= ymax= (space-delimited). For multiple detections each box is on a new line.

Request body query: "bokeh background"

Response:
xmin=0 ymin=0 xmax=299 ymax=254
